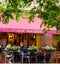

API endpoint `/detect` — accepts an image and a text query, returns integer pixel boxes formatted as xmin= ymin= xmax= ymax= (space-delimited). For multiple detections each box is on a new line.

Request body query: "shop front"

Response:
xmin=0 ymin=16 xmax=44 ymax=48
xmin=7 ymin=33 xmax=41 ymax=48
xmin=0 ymin=16 xmax=57 ymax=48
xmin=0 ymin=32 xmax=42 ymax=48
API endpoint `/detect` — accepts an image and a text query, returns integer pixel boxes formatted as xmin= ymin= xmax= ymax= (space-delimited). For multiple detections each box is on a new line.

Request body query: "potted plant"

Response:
xmin=12 ymin=45 xmax=20 ymax=51
xmin=28 ymin=45 xmax=38 ymax=52
xmin=28 ymin=45 xmax=38 ymax=63
xmin=6 ymin=45 xmax=20 ymax=51
xmin=44 ymin=45 xmax=56 ymax=51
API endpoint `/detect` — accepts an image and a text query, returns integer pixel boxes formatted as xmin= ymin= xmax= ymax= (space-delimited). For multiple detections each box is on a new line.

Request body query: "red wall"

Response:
xmin=44 ymin=34 xmax=52 ymax=46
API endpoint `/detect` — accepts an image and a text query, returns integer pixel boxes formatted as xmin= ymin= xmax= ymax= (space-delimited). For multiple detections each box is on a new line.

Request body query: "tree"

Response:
xmin=0 ymin=0 xmax=60 ymax=30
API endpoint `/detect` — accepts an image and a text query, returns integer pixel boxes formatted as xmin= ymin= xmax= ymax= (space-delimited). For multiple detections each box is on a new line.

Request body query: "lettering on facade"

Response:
xmin=17 ymin=29 xmax=43 ymax=33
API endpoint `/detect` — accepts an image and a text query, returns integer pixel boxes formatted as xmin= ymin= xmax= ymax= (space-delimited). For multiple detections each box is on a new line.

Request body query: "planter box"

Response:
xmin=28 ymin=50 xmax=37 ymax=52
xmin=44 ymin=49 xmax=55 ymax=52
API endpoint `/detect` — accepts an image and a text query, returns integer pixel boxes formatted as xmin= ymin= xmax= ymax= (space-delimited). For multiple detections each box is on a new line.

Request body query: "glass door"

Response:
xmin=28 ymin=34 xmax=36 ymax=46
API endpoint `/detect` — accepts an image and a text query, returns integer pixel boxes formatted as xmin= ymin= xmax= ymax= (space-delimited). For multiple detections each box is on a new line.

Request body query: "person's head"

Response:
xmin=20 ymin=42 xmax=24 ymax=47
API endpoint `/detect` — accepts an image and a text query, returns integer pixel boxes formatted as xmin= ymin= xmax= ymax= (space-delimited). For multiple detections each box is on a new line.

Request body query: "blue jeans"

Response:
xmin=19 ymin=54 xmax=22 ymax=63
xmin=19 ymin=53 xmax=28 ymax=63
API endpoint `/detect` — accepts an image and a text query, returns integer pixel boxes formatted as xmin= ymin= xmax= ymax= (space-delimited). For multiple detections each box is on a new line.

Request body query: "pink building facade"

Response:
xmin=0 ymin=14 xmax=57 ymax=46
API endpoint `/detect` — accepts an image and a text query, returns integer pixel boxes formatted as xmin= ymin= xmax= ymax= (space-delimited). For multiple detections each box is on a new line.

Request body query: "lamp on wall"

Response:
xmin=33 ymin=34 xmax=36 ymax=39
xmin=31 ymin=34 xmax=36 ymax=39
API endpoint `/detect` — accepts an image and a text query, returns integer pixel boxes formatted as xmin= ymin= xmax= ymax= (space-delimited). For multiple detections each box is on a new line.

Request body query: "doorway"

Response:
xmin=19 ymin=33 xmax=36 ymax=47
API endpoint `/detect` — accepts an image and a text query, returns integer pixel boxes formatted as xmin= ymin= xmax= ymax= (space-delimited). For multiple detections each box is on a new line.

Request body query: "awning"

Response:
xmin=0 ymin=28 xmax=44 ymax=33
xmin=0 ymin=15 xmax=57 ymax=34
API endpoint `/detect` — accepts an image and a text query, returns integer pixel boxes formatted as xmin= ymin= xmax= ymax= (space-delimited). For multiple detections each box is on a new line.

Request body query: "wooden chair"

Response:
xmin=51 ymin=51 xmax=60 ymax=63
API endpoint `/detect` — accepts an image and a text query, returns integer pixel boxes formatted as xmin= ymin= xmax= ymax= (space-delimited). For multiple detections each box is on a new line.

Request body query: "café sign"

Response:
xmin=17 ymin=29 xmax=43 ymax=33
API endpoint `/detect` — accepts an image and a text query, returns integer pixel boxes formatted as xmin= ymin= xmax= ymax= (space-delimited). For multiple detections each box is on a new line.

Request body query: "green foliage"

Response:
xmin=12 ymin=45 xmax=20 ymax=50
xmin=39 ymin=0 xmax=60 ymax=30
xmin=0 ymin=6 xmax=6 ymax=12
xmin=0 ymin=0 xmax=60 ymax=30
xmin=28 ymin=45 xmax=38 ymax=51
xmin=54 ymin=35 xmax=60 ymax=43
xmin=44 ymin=45 xmax=56 ymax=51
xmin=7 ymin=45 xmax=20 ymax=51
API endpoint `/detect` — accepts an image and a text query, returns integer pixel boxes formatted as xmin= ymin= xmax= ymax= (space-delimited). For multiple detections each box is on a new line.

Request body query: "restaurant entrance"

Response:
xmin=7 ymin=33 xmax=41 ymax=48
xmin=14 ymin=33 xmax=36 ymax=47
xmin=23 ymin=34 xmax=36 ymax=47
xmin=20 ymin=33 xmax=40 ymax=48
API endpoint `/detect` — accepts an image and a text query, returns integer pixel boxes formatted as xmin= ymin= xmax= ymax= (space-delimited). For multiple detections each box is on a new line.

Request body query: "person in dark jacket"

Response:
xmin=20 ymin=42 xmax=28 ymax=53
xmin=19 ymin=42 xmax=28 ymax=63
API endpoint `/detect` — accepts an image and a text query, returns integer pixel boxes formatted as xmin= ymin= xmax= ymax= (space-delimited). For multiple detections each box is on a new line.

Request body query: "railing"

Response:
xmin=2 ymin=50 xmax=60 ymax=63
